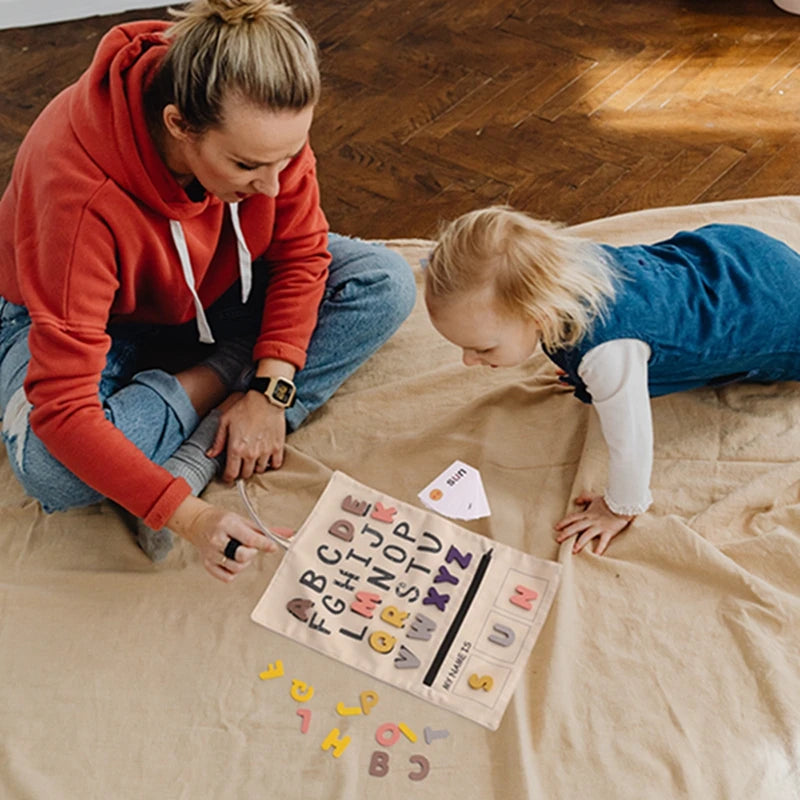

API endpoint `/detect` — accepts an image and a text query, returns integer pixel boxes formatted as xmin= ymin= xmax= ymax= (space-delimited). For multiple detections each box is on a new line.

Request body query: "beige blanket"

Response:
xmin=2 ymin=197 xmax=799 ymax=799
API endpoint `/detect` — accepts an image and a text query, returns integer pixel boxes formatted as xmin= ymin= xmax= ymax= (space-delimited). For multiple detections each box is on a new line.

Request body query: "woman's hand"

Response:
xmin=167 ymin=495 xmax=278 ymax=582
xmin=206 ymin=391 xmax=287 ymax=482
xmin=554 ymin=493 xmax=634 ymax=556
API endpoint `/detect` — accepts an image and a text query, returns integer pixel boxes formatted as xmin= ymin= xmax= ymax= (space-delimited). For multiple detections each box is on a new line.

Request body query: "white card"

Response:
xmin=418 ymin=460 xmax=491 ymax=520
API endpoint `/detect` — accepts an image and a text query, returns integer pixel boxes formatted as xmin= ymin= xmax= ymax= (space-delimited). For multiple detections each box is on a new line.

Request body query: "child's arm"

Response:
xmin=555 ymin=339 xmax=652 ymax=555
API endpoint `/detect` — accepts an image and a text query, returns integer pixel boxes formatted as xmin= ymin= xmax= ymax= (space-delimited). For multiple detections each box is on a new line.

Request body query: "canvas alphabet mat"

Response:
xmin=250 ymin=471 xmax=561 ymax=730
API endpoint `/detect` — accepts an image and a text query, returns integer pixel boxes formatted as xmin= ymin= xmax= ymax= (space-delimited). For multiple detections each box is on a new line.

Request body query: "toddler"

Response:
xmin=424 ymin=206 xmax=800 ymax=555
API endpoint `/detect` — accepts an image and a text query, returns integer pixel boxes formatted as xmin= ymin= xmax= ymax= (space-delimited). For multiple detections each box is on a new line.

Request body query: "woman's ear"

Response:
xmin=162 ymin=104 xmax=193 ymax=142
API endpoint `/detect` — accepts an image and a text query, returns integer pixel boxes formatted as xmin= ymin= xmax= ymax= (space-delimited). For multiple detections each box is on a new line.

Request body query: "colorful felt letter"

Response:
xmin=296 ymin=708 xmax=311 ymax=734
xmin=510 ymin=584 xmax=539 ymax=610
xmin=408 ymin=755 xmax=430 ymax=781
xmin=360 ymin=691 xmax=379 ymax=714
xmin=468 ymin=673 xmax=494 ymax=692
xmin=328 ymin=519 xmax=354 ymax=542
xmin=393 ymin=645 xmax=420 ymax=670
xmin=258 ymin=660 xmax=284 ymax=680
xmin=321 ymin=728 xmax=351 ymax=758
xmin=290 ymin=679 xmax=314 ymax=703
xmin=351 ymin=591 xmax=382 ymax=618
xmin=489 ymin=623 xmax=515 ymax=647
xmin=375 ymin=723 xmax=401 ymax=747
xmin=336 ymin=702 xmax=363 ymax=717
xmin=286 ymin=597 xmax=314 ymax=622
xmin=424 ymin=726 xmax=450 ymax=745
xmin=370 ymin=502 xmax=397 ymax=523
xmin=369 ymin=751 xmax=389 ymax=777
xmin=369 ymin=631 xmax=397 ymax=654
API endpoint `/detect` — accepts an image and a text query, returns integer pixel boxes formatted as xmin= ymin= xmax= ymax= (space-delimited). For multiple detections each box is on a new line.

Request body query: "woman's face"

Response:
xmin=426 ymin=286 xmax=541 ymax=368
xmin=163 ymin=95 xmax=314 ymax=202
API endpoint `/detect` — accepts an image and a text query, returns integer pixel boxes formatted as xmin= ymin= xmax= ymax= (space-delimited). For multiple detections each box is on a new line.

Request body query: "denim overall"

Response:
xmin=544 ymin=224 xmax=800 ymax=403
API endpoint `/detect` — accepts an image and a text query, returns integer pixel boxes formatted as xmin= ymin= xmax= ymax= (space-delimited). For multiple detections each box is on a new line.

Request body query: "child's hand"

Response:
xmin=554 ymin=493 xmax=634 ymax=556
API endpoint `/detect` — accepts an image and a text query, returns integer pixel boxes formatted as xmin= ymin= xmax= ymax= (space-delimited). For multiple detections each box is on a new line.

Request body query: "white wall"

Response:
xmin=0 ymin=0 xmax=163 ymax=30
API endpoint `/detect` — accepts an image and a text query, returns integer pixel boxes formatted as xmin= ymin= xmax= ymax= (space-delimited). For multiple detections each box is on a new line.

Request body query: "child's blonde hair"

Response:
xmin=148 ymin=0 xmax=319 ymax=132
xmin=425 ymin=206 xmax=618 ymax=350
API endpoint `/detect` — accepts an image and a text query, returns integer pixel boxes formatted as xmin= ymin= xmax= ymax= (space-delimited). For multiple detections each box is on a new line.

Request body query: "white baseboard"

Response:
xmin=0 ymin=1 xmax=164 ymax=30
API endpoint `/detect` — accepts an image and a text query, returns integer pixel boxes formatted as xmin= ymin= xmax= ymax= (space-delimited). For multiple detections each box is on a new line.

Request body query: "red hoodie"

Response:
xmin=0 ymin=21 xmax=330 ymax=529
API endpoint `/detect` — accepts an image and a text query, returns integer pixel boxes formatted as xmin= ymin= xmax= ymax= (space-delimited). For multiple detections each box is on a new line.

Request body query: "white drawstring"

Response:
xmin=169 ymin=219 xmax=214 ymax=344
xmin=168 ymin=204 xmax=253 ymax=344
xmin=228 ymin=202 xmax=253 ymax=303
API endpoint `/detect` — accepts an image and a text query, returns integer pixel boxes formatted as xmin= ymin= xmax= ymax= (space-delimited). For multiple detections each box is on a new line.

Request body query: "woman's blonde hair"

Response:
xmin=147 ymin=0 xmax=320 ymax=132
xmin=425 ymin=206 xmax=618 ymax=350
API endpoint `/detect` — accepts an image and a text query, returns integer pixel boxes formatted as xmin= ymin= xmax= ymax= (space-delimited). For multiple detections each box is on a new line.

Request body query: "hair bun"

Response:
xmin=196 ymin=0 xmax=285 ymax=25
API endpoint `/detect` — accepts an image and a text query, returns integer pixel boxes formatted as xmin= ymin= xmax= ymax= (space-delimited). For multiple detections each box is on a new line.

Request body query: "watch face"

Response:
xmin=272 ymin=379 xmax=294 ymax=404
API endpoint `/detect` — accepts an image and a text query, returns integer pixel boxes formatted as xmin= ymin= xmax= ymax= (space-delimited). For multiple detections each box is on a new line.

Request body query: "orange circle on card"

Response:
xmin=429 ymin=489 xmax=443 ymax=501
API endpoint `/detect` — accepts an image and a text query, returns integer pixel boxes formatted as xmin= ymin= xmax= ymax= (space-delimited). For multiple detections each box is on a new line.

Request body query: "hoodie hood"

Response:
xmin=66 ymin=21 xmax=254 ymax=343
xmin=67 ymin=20 xmax=211 ymax=221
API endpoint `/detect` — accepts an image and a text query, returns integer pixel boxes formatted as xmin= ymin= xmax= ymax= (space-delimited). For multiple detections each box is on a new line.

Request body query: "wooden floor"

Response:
xmin=2 ymin=0 xmax=800 ymax=238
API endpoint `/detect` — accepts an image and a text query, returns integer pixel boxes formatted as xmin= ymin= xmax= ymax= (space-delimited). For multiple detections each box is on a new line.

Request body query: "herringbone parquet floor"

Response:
xmin=2 ymin=0 xmax=800 ymax=238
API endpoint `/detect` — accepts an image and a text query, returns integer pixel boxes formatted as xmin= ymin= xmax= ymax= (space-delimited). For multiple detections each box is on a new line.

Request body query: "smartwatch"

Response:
xmin=248 ymin=375 xmax=297 ymax=409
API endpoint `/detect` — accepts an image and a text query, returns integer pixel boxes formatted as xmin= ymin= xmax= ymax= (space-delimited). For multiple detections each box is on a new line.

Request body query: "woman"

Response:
xmin=0 ymin=0 xmax=415 ymax=580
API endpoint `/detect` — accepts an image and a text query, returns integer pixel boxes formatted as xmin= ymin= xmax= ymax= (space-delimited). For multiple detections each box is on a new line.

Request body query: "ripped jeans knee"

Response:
xmin=1 ymin=386 xmax=104 ymax=511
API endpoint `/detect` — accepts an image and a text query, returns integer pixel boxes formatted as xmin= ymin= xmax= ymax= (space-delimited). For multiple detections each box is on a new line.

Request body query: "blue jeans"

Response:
xmin=0 ymin=234 xmax=415 ymax=512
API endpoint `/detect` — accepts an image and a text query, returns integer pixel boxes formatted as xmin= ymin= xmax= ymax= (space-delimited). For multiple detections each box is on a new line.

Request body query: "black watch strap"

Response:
xmin=248 ymin=375 xmax=297 ymax=409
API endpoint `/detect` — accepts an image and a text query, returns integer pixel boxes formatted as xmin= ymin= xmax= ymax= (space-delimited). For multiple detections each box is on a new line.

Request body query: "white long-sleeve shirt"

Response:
xmin=576 ymin=338 xmax=654 ymax=515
